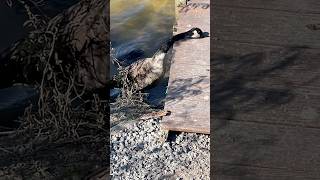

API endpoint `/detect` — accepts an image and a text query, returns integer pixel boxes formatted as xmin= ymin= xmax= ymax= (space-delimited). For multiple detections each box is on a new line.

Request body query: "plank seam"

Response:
xmin=212 ymin=4 xmax=320 ymax=15
xmin=213 ymin=118 xmax=320 ymax=130
xmin=215 ymin=162 xmax=320 ymax=179
xmin=212 ymin=39 xmax=320 ymax=50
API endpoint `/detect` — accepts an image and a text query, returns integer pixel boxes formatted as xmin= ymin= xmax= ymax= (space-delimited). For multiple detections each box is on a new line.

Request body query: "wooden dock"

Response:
xmin=161 ymin=0 xmax=210 ymax=134
xmin=213 ymin=0 xmax=320 ymax=179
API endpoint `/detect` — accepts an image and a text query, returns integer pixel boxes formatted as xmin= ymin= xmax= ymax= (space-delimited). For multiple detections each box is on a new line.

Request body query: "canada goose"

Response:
xmin=111 ymin=27 xmax=209 ymax=91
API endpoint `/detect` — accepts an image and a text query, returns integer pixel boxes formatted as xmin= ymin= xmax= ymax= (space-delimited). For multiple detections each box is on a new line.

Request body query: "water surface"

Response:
xmin=110 ymin=0 xmax=175 ymax=106
xmin=110 ymin=0 xmax=174 ymax=58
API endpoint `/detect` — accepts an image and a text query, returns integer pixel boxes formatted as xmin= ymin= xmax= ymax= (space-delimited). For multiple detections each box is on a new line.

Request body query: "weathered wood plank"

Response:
xmin=213 ymin=0 xmax=320 ymax=179
xmin=213 ymin=40 xmax=296 ymax=57
xmin=161 ymin=0 xmax=210 ymax=134
xmin=213 ymin=0 xmax=320 ymax=14
xmin=212 ymin=6 xmax=320 ymax=48
xmin=215 ymin=163 xmax=320 ymax=180
xmin=214 ymin=120 xmax=320 ymax=179
xmin=213 ymin=45 xmax=320 ymax=127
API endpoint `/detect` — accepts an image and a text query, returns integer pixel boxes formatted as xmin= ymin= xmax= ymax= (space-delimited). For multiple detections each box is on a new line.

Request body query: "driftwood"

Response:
xmin=0 ymin=0 xmax=110 ymax=90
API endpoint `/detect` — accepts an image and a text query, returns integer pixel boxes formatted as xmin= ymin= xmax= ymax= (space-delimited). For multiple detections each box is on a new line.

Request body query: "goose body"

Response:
xmin=120 ymin=51 xmax=166 ymax=90
xmin=112 ymin=27 xmax=208 ymax=91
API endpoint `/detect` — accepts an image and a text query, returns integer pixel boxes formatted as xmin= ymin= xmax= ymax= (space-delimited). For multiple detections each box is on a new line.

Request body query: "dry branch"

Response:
xmin=0 ymin=0 xmax=110 ymax=91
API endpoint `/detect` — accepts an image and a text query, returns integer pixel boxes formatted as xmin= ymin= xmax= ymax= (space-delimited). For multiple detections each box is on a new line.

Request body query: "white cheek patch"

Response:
xmin=191 ymin=31 xmax=200 ymax=38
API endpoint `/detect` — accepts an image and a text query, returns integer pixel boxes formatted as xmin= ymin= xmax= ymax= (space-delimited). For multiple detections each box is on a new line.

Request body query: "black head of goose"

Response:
xmin=172 ymin=27 xmax=209 ymax=42
xmin=112 ymin=27 xmax=209 ymax=91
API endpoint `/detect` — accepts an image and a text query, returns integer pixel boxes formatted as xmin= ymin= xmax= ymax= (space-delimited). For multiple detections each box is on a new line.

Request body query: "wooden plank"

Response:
xmin=213 ymin=46 xmax=320 ymax=127
xmin=214 ymin=120 xmax=320 ymax=179
xmin=213 ymin=0 xmax=320 ymax=14
xmin=161 ymin=0 xmax=210 ymax=134
xmin=215 ymin=163 xmax=320 ymax=180
xmin=213 ymin=0 xmax=320 ymax=179
xmin=213 ymin=40 xmax=300 ymax=57
xmin=212 ymin=6 xmax=320 ymax=48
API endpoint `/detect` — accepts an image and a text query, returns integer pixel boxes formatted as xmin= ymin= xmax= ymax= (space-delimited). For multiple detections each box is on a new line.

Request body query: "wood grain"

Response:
xmin=212 ymin=6 xmax=320 ymax=48
xmin=161 ymin=0 xmax=210 ymax=134
xmin=213 ymin=0 xmax=320 ymax=14
xmin=213 ymin=0 xmax=320 ymax=179
xmin=214 ymin=120 xmax=320 ymax=179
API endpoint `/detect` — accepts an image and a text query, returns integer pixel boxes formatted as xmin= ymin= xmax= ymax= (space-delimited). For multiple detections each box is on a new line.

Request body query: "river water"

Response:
xmin=110 ymin=0 xmax=174 ymax=59
xmin=110 ymin=0 xmax=175 ymax=106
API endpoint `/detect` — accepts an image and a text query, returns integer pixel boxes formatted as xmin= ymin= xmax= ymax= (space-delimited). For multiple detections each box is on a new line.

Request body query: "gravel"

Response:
xmin=110 ymin=118 xmax=210 ymax=180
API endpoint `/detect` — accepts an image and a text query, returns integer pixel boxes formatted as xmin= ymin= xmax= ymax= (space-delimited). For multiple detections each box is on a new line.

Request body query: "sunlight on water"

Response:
xmin=110 ymin=0 xmax=175 ymax=60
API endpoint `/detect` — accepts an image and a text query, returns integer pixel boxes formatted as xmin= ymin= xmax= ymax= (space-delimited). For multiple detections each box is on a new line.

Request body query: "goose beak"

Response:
xmin=201 ymin=32 xmax=210 ymax=38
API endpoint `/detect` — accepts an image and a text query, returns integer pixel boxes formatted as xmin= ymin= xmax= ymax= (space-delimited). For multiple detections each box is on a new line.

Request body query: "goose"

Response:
xmin=111 ymin=27 xmax=209 ymax=91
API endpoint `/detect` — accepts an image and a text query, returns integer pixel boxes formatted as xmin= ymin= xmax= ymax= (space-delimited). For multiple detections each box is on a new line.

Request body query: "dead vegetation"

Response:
xmin=11 ymin=0 xmax=108 ymax=146
xmin=110 ymin=47 xmax=153 ymax=129
xmin=0 ymin=0 xmax=108 ymax=179
xmin=0 ymin=0 xmax=159 ymax=178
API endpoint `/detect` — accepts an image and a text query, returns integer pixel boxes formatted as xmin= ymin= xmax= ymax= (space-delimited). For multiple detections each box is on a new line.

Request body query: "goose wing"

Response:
xmin=112 ymin=57 xmax=153 ymax=88
xmin=123 ymin=57 xmax=156 ymax=90
xmin=126 ymin=57 xmax=153 ymax=80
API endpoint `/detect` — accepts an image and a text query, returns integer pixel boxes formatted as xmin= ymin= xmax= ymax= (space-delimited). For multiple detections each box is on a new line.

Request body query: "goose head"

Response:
xmin=186 ymin=27 xmax=209 ymax=39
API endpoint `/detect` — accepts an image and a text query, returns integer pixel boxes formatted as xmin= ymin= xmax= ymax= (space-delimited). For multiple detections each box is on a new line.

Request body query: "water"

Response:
xmin=110 ymin=0 xmax=175 ymax=106
xmin=110 ymin=0 xmax=174 ymax=58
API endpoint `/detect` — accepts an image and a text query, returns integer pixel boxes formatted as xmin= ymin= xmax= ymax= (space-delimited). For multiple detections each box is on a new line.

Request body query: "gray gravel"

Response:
xmin=110 ymin=118 xmax=210 ymax=180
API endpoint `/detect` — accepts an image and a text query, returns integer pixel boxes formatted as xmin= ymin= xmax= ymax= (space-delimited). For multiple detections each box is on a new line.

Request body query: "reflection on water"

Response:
xmin=110 ymin=0 xmax=175 ymax=106
xmin=111 ymin=0 xmax=174 ymax=62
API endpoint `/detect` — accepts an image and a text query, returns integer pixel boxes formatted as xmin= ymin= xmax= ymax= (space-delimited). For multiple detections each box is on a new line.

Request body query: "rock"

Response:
xmin=110 ymin=118 xmax=210 ymax=179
